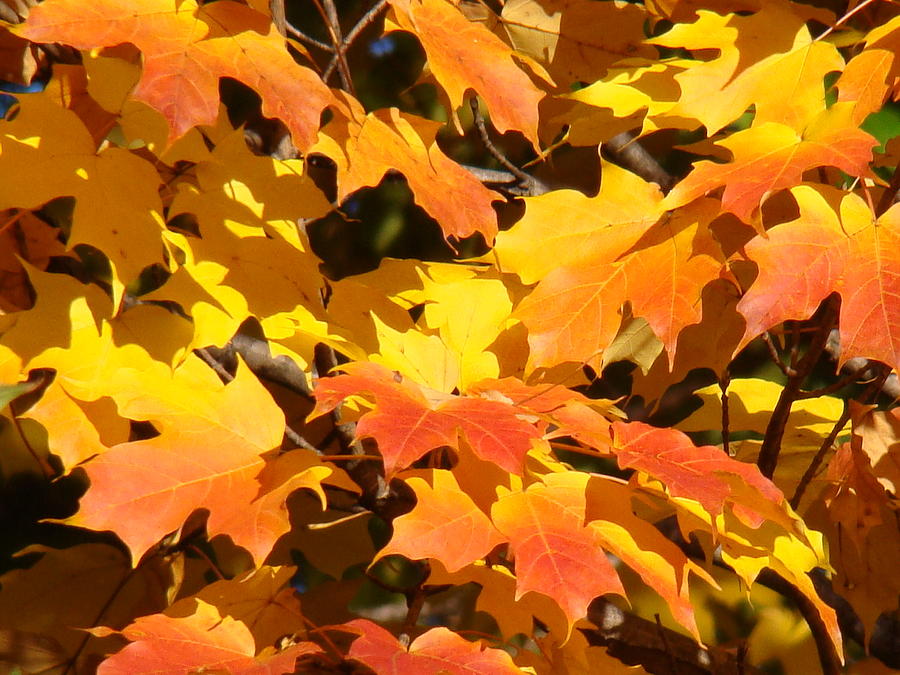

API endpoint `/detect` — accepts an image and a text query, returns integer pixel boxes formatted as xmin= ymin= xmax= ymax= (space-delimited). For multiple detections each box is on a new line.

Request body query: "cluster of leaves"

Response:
xmin=1 ymin=0 xmax=899 ymax=672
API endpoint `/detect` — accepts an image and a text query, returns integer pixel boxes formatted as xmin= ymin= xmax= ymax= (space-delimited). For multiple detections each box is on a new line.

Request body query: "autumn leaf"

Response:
xmin=737 ymin=185 xmax=900 ymax=371
xmin=18 ymin=0 xmax=334 ymax=148
xmin=491 ymin=472 xmax=626 ymax=635
xmin=69 ymin=357 xmax=322 ymax=562
xmin=663 ymin=104 xmax=877 ymax=222
xmin=375 ymin=470 xmax=506 ymax=572
xmin=500 ymin=0 xmax=654 ymax=86
xmin=389 ymin=0 xmax=549 ymax=145
xmin=0 ymin=93 xmax=167 ymax=305
xmin=611 ymin=421 xmax=786 ymax=528
xmin=315 ymin=98 xmax=501 ymax=244
xmin=650 ymin=4 xmax=842 ymax=134
xmin=97 ymin=599 xmax=320 ymax=675
xmin=515 ymin=198 xmax=725 ymax=367
xmin=345 ymin=619 xmax=520 ymax=674
xmin=312 ymin=362 xmax=543 ymax=475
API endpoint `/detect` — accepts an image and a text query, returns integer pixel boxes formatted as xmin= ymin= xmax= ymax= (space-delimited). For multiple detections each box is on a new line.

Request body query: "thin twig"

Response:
xmin=286 ymin=23 xmax=335 ymax=52
xmin=720 ymin=372 xmax=731 ymax=456
xmin=469 ymin=96 xmax=536 ymax=188
xmin=763 ymin=331 xmax=795 ymax=377
xmin=795 ymin=361 xmax=869 ymax=399
xmin=757 ymin=297 xmax=839 ymax=479
xmin=313 ymin=0 xmax=354 ymax=92
xmin=187 ymin=543 xmax=226 ymax=580
xmin=790 ymin=365 xmax=890 ymax=510
xmin=875 ymin=158 xmax=900 ymax=216
xmin=323 ymin=0 xmax=389 ymax=81
xmin=789 ymin=401 xmax=851 ymax=511
xmin=815 ymin=0 xmax=879 ymax=42
xmin=196 ymin=347 xmax=234 ymax=382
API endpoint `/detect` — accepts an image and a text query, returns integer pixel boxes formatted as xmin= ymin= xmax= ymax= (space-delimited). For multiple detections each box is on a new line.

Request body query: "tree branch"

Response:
xmin=585 ymin=598 xmax=762 ymax=675
xmin=757 ymin=296 xmax=839 ymax=478
xmin=323 ymin=0 xmax=389 ymax=82
xmin=604 ymin=131 xmax=675 ymax=192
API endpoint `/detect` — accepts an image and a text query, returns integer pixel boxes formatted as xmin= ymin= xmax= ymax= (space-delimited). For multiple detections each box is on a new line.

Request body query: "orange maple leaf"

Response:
xmin=19 ymin=0 xmax=333 ymax=147
xmin=737 ymin=185 xmax=900 ymax=372
xmin=663 ymin=104 xmax=877 ymax=222
xmin=312 ymin=362 xmax=543 ymax=476
xmin=345 ymin=619 xmax=520 ymax=674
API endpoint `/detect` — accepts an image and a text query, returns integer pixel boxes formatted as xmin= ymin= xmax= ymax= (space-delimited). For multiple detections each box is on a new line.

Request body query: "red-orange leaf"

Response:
xmin=376 ymin=470 xmax=506 ymax=572
xmin=515 ymin=199 xmax=725 ymax=368
xmin=663 ymin=105 xmax=876 ymax=222
xmin=98 ymin=600 xmax=319 ymax=675
xmin=737 ymin=186 xmax=900 ymax=372
xmin=611 ymin=421 xmax=785 ymax=528
xmin=345 ymin=619 xmax=520 ymax=674
xmin=312 ymin=362 xmax=542 ymax=476
xmin=317 ymin=101 xmax=500 ymax=244
xmin=390 ymin=0 xmax=548 ymax=145
xmin=19 ymin=0 xmax=333 ymax=148
xmin=70 ymin=358 xmax=325 ymax=562
xmin=490 ymin=473 xmax=625 ymax=634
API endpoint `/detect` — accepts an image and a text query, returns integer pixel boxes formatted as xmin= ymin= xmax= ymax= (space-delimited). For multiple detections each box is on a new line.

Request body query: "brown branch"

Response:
xmin=323 ymin=0 xmax=389 ymax=82
xmin=757 ymin=296 xmax=838 ymax=479
xmin=585 ymin=598 xmax=763 ymax=675
xmin=270 ymin=0 xmax=287 ymax=36
xmin=756 ymin=570 xmax=842 ymax=675
xmin=469 ymin=95 xmax=539 ymax=191
xmin=313 ymin=0 xmax=354 ymax=92
xmin=604 ymin=131 xmax=675 ymax=192
xmin=285 ymin=23 xmax=334 ymax=52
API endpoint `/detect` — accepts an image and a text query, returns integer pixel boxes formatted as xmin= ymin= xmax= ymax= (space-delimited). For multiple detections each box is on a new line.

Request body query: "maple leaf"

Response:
xmin=837 ymin=49 xmax=893 ymax=124
xmin=611 ymin=421 xmax=786 ymax=529
xmin=171 ymin=566 xmax=308 ymax=653
xmin=315 ymin=98 xmax=501 ymax=244
xmin=737 ymin=185 xmax=900 ymax=371
xmin=389 ymin=0 xmax=549 ymax=145
xmin=69 ymin=357 xmax=330 ymax=562
xmin=500 ymin=0 xmax=654 ymax=86
xmin=97 ymin=599 xmax=320 ymax=675
xmin=18 ymin=0 xmax=334 ymax=148
xmin=0 ymin=93 xmax=167 ymax=305
xmin=345 ymin=618 xmax=520 ymax=674
xmin=311 ymin=362 xmax=543 ymax=476
xmin=0 ymin=543 xmax=175 ymax=670
xmin=0 ymin=209 xmax=65 ymax=312
xmin=824 ymin=437 xmax=888 ymax=554
xmin=650 ymin=4 xmax=843 ymax=134
xmin=663 ymin=104 xmax=877 ymax=222
xmin=491 ymin=473 xmax=626 ymax=635
xmin=514 ymin=198 xmax=725 ymax=367
xmin=375 ymin=470 xmax=506 ymax=572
